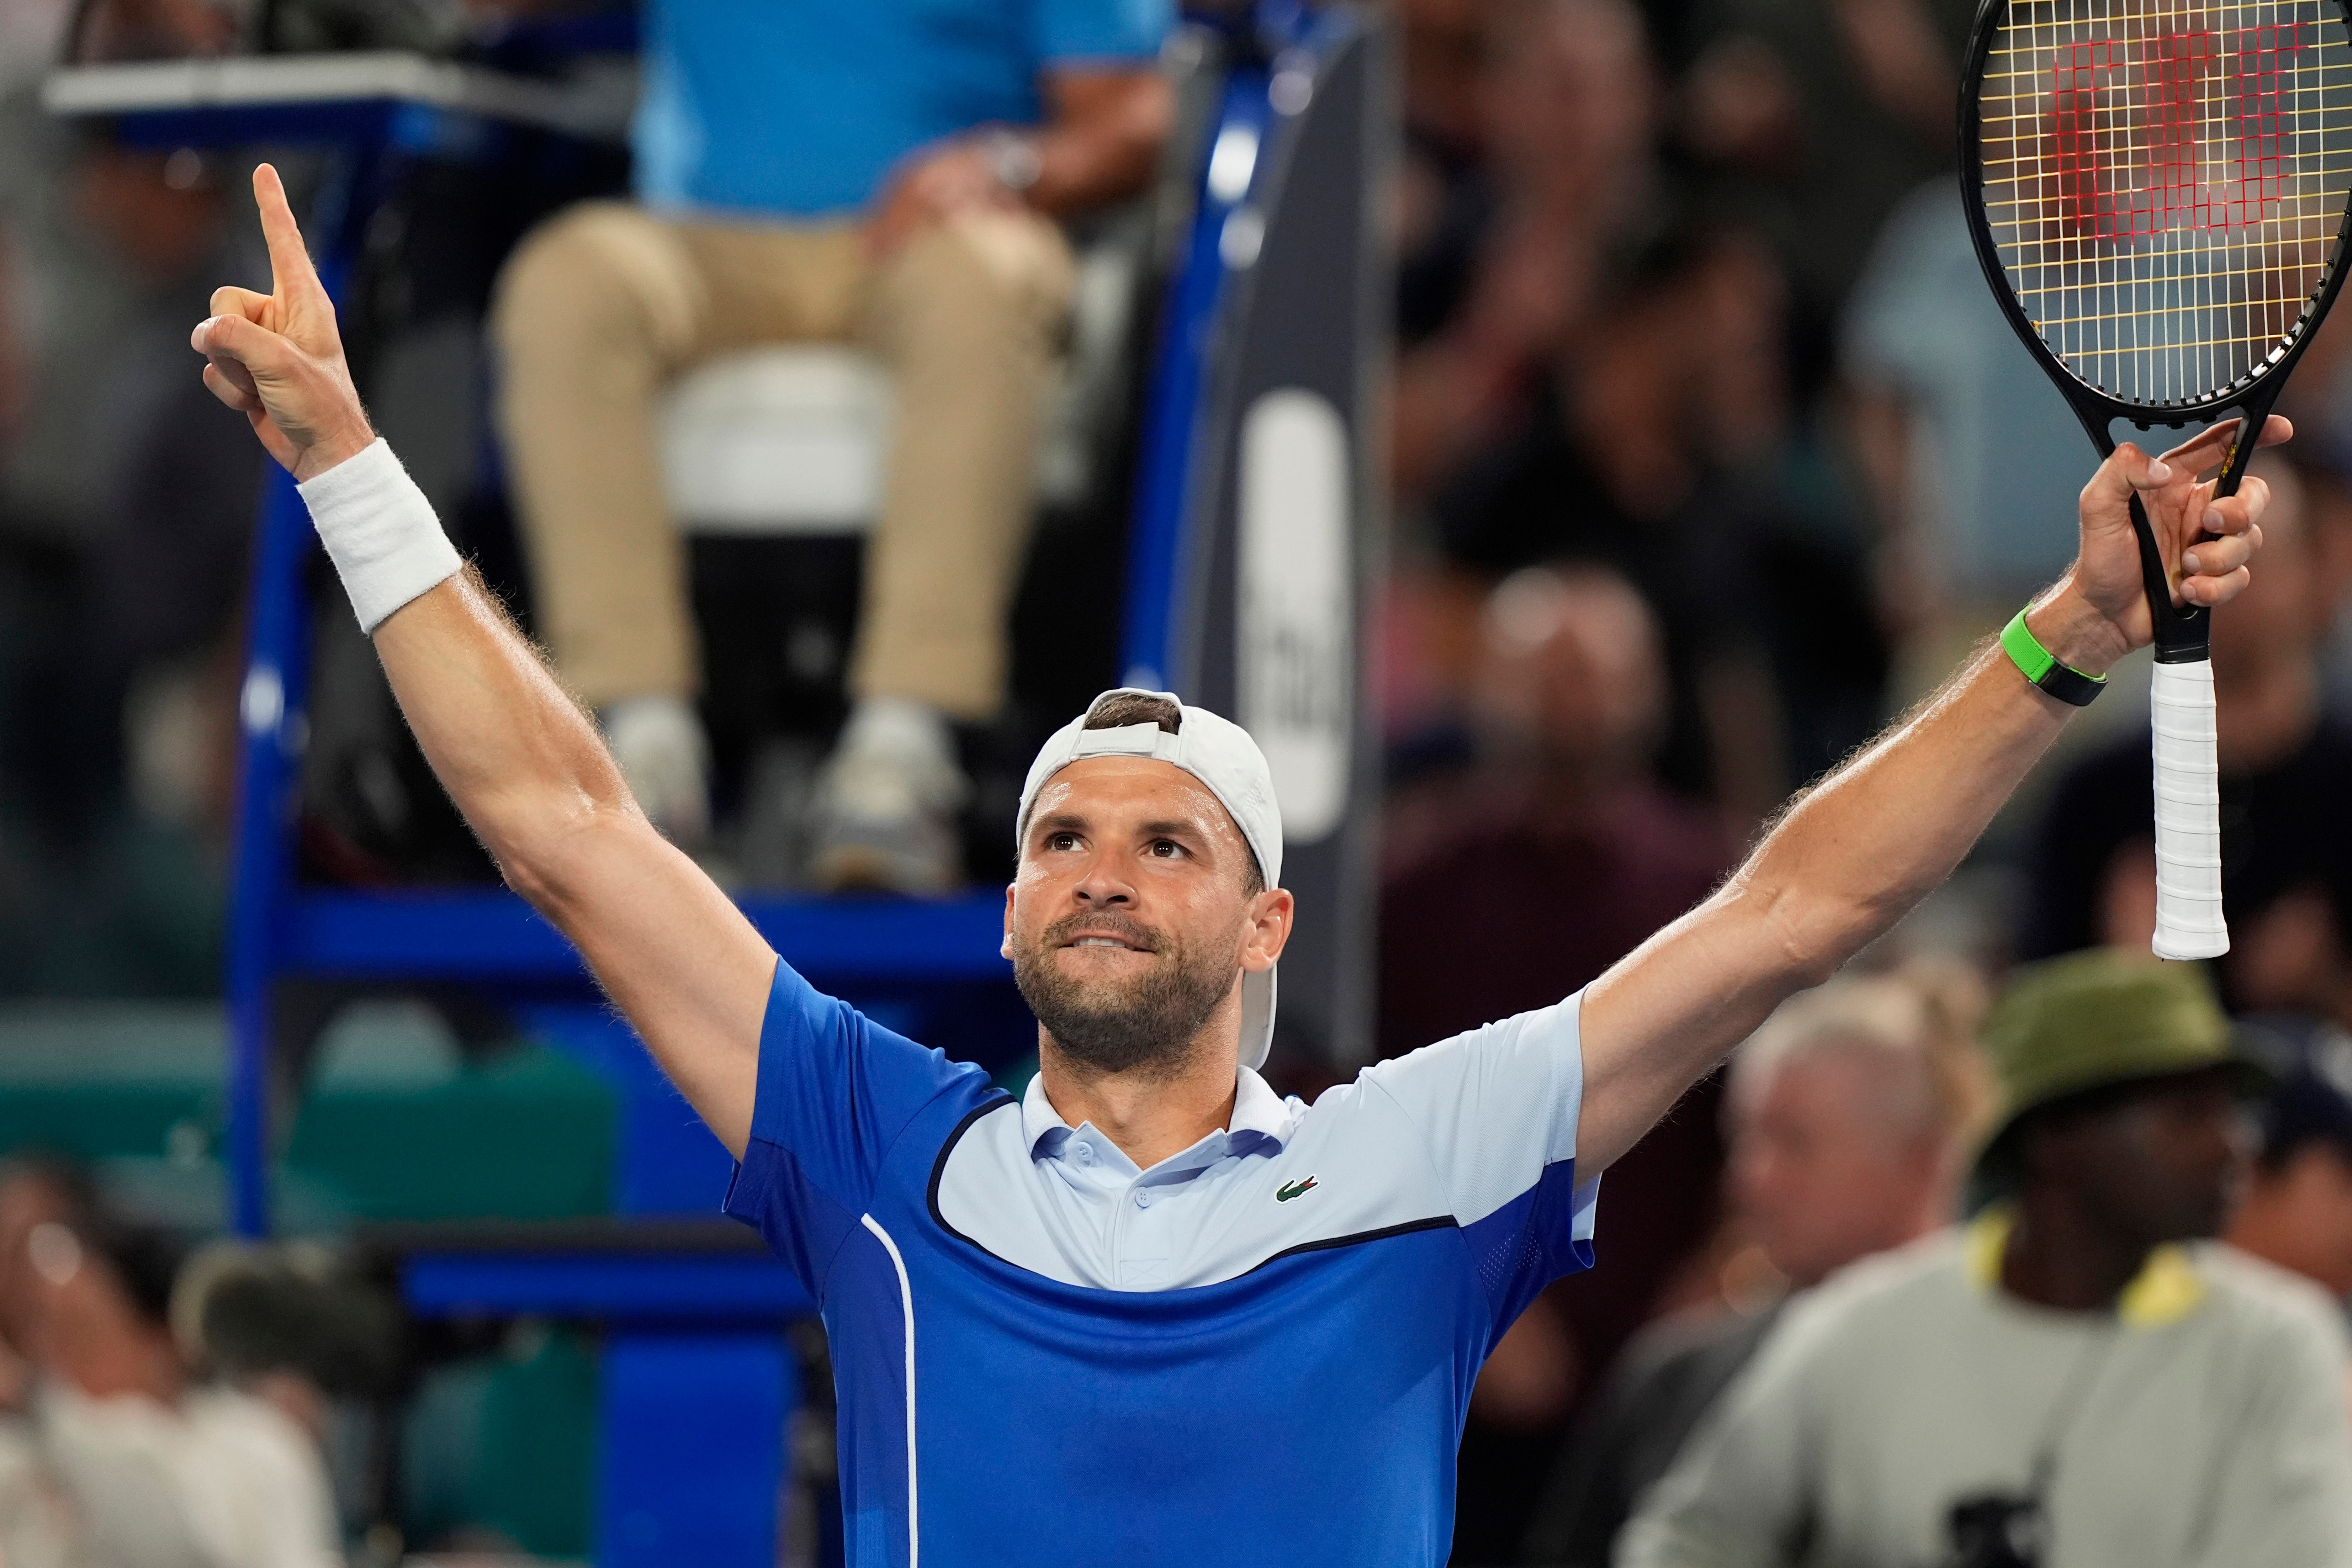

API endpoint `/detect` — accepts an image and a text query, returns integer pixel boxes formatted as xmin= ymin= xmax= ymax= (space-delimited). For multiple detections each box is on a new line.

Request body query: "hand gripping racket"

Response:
xmin=1961 ymin=0 xmax=2352 ymax=958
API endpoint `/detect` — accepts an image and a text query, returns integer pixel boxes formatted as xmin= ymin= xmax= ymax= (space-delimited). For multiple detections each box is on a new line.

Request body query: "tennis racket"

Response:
xmin=1962 ymin=0 xmax=2352 ymax=959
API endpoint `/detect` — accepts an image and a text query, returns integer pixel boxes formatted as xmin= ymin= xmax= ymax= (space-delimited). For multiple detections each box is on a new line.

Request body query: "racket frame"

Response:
xmin=1957 ymin=0 xmax=2352 ymax=660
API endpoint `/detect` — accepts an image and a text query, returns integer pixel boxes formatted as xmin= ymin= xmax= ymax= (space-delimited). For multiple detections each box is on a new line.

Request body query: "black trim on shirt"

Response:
xmin=927 ymin=1093 xmax=1019 ymax=1258
xmin=927 ymin=1097 xmax=1463 ymax=1280
xmin=1244 ymin=1216 xmax=1459 ymax=1273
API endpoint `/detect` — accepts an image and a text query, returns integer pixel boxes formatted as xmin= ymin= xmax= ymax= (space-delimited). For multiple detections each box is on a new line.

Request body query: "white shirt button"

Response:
xmin=1070 ymin=1142 xmax=1095 ymax=1166
xmin=1133 ymin=1189 xmax=1152 ymax=1209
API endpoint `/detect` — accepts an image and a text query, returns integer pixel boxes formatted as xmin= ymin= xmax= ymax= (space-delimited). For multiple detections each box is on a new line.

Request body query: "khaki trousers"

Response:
xmin=490 ymin=202 xmax=1076 ymax=718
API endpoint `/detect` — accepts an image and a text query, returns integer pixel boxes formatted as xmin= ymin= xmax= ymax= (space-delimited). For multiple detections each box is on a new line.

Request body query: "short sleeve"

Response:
xmin=1361 ymin=991 xmax=1600 ymax=1328
xmin=1032 ymin=0 xmax=1172 ymax=65
xmin=723 ymin=961 xmax=981 ymax=1295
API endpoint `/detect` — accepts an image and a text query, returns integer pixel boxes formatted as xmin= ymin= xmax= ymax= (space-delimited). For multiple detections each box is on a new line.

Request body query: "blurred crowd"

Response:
xmin=1374 ymin=0 xmax=2352 ymax=1559
xmin=6 ymin=0 xmax=2352 ymax=1562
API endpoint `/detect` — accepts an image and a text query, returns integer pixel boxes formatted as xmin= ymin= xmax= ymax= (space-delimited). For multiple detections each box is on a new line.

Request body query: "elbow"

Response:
xmin=496 ymin=842 xmax=565 ymax=913
xmin=1734 ymin=872 xmax=1886 ymax=993
xmin=480 ymin=791 xmax=638 ymax=916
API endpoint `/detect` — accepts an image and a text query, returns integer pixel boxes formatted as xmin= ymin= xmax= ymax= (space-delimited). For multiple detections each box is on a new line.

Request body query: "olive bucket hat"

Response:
xmin=1971 ymin=949 xmax=2271 ymax=1197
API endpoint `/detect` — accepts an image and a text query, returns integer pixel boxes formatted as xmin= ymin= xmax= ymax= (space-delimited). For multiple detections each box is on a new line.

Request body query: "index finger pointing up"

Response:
xmin=252 ymin=163 xmax=323 ymax=304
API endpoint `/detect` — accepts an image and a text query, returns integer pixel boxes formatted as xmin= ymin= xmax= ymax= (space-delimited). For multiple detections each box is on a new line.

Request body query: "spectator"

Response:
xmin=1842 ymin=177 xmax=2092 ymax=693
xmin=1618 ymin=951 xmax=2352 ymax=1568
xmin=1379 ymin=563 xmax=1730 ymax=1558
xmin=2024 ymin=454 xmax=2352 ymax=1020
xmin=1 ymin=114 xmax=262 ymax=991
xmin=1390 ymin=0 xmax=1658 ymax=511
xmin=2228 ymin=1016 xmax=2352 ymax=1304
xmin=1429 ymin=222 xmax=1881 ymax=824
xmin=1678 ymin=0 xmax=1966 ymax=329
xmin=1381 ymin=562 xmax=1729 ymax=1057
xmin=490 ymin=0 xmax=1174 ymax=882
xmin=0 ymin=1161 xmax=340 ymax=1568
xmin=1522 ymin=964 xmax=1991 ymax=1566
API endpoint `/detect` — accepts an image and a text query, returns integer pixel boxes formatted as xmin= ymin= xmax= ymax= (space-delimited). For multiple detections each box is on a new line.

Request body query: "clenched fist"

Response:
xmin=190 ymin=164 xmax=374 ymax=482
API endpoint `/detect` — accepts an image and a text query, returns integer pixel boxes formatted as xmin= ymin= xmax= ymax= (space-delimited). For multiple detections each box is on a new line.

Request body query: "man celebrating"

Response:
xmin=192 ymin=166 xmax=2272 ymax=1564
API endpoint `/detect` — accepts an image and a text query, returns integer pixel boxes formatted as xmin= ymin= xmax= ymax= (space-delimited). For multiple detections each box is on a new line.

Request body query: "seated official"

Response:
xmin=491 ymin=0 xmax=1174 ymax=886
xmin=1618 ymin=952 xmax=2352 ymax=1568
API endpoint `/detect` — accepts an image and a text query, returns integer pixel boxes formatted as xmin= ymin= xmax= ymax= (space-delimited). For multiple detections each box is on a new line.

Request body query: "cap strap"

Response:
xmin=1067 ymin=722 xmax=1183 ymax=763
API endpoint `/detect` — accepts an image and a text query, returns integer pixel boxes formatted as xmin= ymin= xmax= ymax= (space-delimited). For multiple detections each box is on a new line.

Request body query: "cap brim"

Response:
xmin=1240 ymin=965 xmax=1277 ymax=1071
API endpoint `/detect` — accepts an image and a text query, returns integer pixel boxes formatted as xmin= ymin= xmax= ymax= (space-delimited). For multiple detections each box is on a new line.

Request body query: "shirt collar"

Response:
xmin=1962 ymin=1207 xmax=2207 ymax=1327
xmin=1021 ymin=1064 xmax=1296 ymax=1161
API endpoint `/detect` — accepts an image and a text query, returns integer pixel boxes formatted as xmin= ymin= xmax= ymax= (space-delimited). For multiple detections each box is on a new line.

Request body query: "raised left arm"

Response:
xmin=1572 ymin=418 xmax=2281 ymax=1174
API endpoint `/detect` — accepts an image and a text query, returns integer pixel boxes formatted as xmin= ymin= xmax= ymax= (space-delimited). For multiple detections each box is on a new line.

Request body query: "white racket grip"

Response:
xmin=2150 ymin=658 xmax=2228 ymax=960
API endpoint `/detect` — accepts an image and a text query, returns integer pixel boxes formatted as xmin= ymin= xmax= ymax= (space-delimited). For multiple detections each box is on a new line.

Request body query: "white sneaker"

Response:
xmin=601 ymin=694 xmax=711 ymax=849
xmin=807 ymin=698 xmax=969 ymax=893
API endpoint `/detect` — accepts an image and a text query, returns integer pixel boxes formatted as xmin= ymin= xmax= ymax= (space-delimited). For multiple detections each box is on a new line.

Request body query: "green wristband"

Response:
xmin=2001 ymin=606 xmax=2106 ymax=707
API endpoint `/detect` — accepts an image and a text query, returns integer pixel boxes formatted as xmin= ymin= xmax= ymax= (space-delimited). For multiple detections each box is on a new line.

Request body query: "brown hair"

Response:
xmin=1083 ymin=691 xmax=1184 ymax=735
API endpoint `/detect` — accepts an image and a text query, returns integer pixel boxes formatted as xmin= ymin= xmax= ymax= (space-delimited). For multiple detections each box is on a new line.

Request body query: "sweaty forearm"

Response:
xmin=1741 ymin=581 xmax=2123 ymax=969
xmin=1577 ymin=589 xmax=2102 ymax=1170
xmin=371 ymin=569 xmax=637 ymax=891
xmin=1739 ymin=639 xmax=2069 ymax=973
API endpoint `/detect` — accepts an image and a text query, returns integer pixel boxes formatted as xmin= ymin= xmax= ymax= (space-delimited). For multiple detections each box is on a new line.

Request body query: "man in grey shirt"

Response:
xmin=1619 ymin=951 xmax=2352 ymax=1568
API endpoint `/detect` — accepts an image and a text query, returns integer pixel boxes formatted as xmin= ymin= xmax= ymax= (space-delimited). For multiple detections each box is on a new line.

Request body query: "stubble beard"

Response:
xmin=1011 ymin=909 xmax=1243 ymax=1079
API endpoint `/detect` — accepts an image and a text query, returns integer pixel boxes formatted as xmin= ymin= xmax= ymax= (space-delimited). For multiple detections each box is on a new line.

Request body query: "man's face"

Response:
xmin=2049 ymin=1071 xmax=2252 ymax=1248
xmin=1729 ymin=1046 xmax=1946 ymax=1287
xmin=1004 ymin=757 xmax=1290 ymax=1077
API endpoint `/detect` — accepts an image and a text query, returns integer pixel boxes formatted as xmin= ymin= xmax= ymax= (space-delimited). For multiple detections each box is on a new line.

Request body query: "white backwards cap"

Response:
xmin=1016 ymin=690 xmax=1284 ymax=1070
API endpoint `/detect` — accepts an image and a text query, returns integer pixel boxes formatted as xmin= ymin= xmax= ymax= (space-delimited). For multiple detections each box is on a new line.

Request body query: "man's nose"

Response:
xmin=1072 ymin=863 xmax=1134 ymax=905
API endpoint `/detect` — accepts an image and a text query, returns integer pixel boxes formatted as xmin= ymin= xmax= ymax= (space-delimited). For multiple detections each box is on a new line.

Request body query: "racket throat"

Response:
xmin=2090 ymin=396 xmax=2272 ymax=662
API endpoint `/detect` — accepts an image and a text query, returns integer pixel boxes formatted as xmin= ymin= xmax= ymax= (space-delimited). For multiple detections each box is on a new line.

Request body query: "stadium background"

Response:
xmin=3 ymin=0 xmax=2352 ymax=1563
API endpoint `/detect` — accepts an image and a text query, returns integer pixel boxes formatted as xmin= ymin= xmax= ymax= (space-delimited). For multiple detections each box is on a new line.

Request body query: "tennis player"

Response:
xmin=193 ymin=166 xmax=2274 ymax=1564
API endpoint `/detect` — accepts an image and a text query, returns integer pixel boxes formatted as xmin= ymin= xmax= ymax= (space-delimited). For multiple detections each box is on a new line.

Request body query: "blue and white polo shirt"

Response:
xmin=723 ymin=959 xmax=1600 ymax=1565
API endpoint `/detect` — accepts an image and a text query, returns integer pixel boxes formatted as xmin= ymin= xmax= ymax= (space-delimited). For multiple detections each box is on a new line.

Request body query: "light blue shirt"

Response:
xmin=1011 ymin=1066 xmax=1297 ymax=1289
xmin=633 ymin=0 xmax=1173 ymax=220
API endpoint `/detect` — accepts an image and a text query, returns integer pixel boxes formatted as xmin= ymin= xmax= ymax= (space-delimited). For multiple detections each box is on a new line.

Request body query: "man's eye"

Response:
xmin=1048 ymin=832 xmax=1080 ymax=852
xmin=1149 ymin=840 xmax=1182 ymax=858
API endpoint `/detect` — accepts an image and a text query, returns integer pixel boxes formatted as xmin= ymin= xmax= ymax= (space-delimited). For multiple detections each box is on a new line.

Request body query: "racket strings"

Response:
xmin=1979 ymin=0 xmax=2352 ymax=406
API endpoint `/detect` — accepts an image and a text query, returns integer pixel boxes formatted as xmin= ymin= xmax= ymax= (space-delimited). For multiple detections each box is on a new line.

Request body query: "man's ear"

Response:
xmin=1240 ymin=888 xmax=1295 ymax=972
xmin=1001 ymin=882 xmax=1017 ymax=960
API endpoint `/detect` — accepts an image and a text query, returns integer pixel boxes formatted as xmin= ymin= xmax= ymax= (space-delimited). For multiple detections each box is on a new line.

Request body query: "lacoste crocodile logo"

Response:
xmin=1275 ymin=1176 xmax=1318 ymax=1203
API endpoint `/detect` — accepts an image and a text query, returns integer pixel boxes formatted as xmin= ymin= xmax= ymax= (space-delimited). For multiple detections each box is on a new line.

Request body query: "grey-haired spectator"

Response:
xmin=1522 ymin=965 xmax=1991 ymax=1567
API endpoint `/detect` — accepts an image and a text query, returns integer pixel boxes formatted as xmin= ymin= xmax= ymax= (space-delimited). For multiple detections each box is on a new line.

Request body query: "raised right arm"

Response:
xmin=194 ymin=165 xmax=769 ymax=1157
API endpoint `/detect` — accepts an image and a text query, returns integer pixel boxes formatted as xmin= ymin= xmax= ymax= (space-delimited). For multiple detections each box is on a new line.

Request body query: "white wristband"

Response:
xmin=295 ymin=438 xmax=464 ymax=633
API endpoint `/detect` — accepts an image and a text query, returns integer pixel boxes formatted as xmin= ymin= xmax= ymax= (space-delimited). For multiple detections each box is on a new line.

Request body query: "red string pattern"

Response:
xmin=2053 ymin=24 xmax=2312 ymax=238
